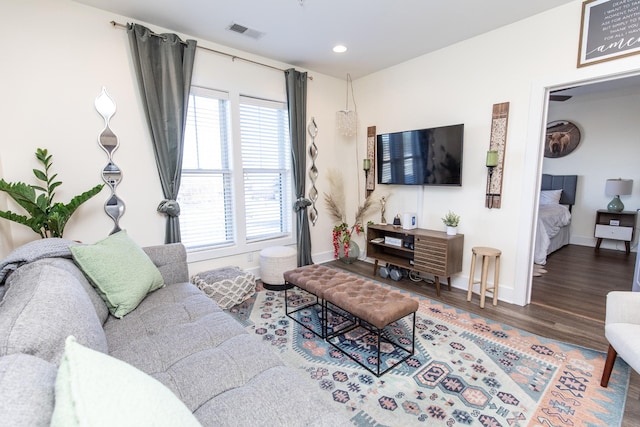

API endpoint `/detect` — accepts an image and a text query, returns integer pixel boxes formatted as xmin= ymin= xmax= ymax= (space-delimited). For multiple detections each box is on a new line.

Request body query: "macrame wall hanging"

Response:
xmin=336 ymin=74 xmax=357 ymax=137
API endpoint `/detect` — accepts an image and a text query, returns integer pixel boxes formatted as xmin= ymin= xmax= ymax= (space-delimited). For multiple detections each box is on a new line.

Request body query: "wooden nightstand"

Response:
xmin=594 ymin=210 xmax=637 ymax=254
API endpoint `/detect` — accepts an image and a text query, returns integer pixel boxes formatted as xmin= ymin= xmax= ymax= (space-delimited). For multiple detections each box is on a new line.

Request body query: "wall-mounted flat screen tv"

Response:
xmin=377 ymin=124 xmax=463 ymax=186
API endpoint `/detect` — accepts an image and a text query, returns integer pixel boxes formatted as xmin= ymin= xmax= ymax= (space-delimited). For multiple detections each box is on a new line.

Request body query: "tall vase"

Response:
xmin=339 ymin=241 xmax=360 ymax=264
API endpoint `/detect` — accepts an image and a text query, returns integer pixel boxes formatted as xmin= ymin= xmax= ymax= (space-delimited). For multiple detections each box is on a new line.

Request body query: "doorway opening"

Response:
xmin=526 ymin=73 xmax=640 ymax=318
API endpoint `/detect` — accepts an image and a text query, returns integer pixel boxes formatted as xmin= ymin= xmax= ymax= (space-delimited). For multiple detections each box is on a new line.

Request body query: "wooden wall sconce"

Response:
xmin=485 ymin=102 xmax=510 ymax=209
xmin=365 ymin=126 xmax=376 ymax=198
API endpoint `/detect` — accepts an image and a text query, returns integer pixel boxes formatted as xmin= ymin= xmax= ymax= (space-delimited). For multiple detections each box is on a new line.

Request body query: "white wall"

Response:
xmin=0 ymin=0 xmax=346 ymax=277
xmin=353 ymin=0 xmax=640 ymax=305
xmin=545 ymin=89 xmax=640 ymax=252
xmin=4 ymin=0 xmax=640 ymax=304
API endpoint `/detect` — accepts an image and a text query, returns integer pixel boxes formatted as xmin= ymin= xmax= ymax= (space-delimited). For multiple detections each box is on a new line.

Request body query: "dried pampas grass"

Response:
xmin=324 ymin=168 xmax=376 ymax=225
xmin=324 ymin=169 xmax=346 ymax=223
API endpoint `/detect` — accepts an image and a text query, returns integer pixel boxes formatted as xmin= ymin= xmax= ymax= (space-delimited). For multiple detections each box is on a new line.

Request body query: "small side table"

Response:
xmin=594 ymin=210 xmax=637 ymax=255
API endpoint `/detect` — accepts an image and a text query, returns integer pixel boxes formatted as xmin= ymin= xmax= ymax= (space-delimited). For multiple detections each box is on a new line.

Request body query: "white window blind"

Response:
xmin=239 ymin=96 xmax=292 ymax=241
xmin=178 ymin=88 xmax=234 ymax=249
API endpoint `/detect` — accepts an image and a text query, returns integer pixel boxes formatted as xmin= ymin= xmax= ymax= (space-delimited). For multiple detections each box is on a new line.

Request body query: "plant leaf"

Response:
xmin=33 ymin=169 xmax=47 ymax=182
xmin=63 ymin=184 xmax=105 ymax=218
xmin=47 ymin=206 xmax=70 ymax=238
xmin=0 ymin=210 xmax=45 ymax=236
xmin=0 ymin=180 xmax=44 ymax=215
xmin=49 ymin=181 xmax=62 ymax=192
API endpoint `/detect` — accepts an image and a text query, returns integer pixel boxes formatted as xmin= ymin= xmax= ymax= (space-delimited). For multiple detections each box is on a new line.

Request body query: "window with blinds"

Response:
xmin=178 ymin=88 xmax=292 ymax=251
xmin=178 ymin=88 xmax=234 ymax=249
xmin=240 ymin=96 xmax=292 ymax=241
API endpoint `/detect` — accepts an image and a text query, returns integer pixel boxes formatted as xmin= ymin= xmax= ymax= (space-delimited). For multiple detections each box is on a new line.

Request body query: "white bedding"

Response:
xmin=534 ymin=203 xmax=571 ymax=265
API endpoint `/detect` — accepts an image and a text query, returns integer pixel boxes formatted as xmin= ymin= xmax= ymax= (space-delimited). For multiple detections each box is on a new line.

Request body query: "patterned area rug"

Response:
xmin=227 ymin=274 xmax=629 ymax=427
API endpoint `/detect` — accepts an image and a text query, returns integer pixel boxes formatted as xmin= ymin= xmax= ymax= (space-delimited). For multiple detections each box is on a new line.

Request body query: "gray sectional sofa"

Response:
xmin=0 ymin=239 xmax=351 ymax=426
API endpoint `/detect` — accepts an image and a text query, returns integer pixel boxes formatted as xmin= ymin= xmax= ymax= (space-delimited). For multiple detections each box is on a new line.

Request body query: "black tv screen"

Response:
xmin=377 ymin=124 xmax=463 ymax=186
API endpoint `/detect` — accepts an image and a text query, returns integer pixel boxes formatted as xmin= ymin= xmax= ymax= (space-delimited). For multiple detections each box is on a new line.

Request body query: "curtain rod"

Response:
xmin=110 ymin=20 xmax=312 ymax=79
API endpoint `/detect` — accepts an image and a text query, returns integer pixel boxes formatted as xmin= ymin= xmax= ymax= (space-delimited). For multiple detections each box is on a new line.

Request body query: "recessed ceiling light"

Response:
xmin=333 ymin=45 xmax=347 ymax=53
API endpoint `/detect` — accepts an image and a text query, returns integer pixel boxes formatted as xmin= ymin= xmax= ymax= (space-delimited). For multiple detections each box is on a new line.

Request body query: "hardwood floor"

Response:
xmin=531 ymin=244 xmax=635 ymax=321
xmin=327 ymin=244 xmax=639 ymax=426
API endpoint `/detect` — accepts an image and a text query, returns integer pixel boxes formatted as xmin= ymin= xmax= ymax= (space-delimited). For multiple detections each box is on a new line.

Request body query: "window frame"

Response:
xmin=181 ymin=87 xmax=295 ymax=263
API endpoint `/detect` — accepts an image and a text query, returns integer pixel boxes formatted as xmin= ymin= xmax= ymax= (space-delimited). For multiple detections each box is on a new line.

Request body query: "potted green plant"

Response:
xmin=0 ymin=148 xmax=104 ymax=238
xmin=442 ymin=211 xmax=460 ymax=235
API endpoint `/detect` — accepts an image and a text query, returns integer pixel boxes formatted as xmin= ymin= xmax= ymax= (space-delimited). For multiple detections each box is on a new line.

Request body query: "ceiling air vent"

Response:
xmin=227 ymin=22 xmax=264 ymax=39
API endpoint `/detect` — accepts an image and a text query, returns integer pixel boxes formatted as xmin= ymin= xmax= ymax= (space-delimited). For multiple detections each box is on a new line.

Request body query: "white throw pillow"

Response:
xmin=51 ymin=336 xmax=201 ymax=427
xmin=540 ymin=189 xmax=562 ymax=205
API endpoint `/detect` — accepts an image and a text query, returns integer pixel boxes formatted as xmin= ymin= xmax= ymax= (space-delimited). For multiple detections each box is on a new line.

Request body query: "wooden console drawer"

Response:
xmin=413 ymin=237 xmax=447 ymax=275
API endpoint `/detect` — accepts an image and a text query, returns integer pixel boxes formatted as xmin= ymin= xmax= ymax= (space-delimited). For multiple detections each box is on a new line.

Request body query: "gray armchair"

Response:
xmin=601 ymin=291 xmax=640 ymax=387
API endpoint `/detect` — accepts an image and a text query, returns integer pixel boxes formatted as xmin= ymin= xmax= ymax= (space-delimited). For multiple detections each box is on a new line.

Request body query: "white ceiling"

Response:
xmin=74 ymin=0 xmax=577 ymax=79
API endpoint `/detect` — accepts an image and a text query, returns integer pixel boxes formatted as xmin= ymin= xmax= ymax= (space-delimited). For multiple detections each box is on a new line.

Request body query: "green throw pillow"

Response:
xmin=51 ymin=336 xmax=201 ymax=427
xmin=70 ymin=230 xmax=164 ymax=318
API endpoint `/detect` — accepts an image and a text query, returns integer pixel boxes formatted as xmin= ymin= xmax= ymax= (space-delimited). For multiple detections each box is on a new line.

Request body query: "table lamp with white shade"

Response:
xmin=605 ymin=178 xmax=633 ymax=212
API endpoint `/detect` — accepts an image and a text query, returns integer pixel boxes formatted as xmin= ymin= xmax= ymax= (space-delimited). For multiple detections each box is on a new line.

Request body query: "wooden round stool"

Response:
xmin=467 ymin=246 xmax=501 ymax=308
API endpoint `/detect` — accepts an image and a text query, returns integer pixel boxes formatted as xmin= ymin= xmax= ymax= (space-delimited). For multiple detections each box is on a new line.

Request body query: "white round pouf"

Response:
xmin=259 ymin=246 xmax=297 ymax=290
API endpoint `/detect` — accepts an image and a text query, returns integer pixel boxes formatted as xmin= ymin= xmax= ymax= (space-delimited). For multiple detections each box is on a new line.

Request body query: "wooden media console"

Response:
xmin=366 ymin=224 xmax=464 ymax=296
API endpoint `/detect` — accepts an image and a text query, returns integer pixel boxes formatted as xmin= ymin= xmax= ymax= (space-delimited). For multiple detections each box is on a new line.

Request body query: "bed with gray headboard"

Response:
xmin=535 ymin=174 xmax=578 ymax=264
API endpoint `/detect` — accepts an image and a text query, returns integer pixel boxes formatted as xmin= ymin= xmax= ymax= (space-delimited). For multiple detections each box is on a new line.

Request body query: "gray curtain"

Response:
xmin=285 ymin=69 xmax=312 ymax=266
xmin=127 ymin=23 xmax=196 ymax=243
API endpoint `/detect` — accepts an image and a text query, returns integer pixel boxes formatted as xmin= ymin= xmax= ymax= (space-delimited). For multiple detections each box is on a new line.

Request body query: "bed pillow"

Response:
xmin=540 ymin=189 xmax=562 ymax=205
xmin=70 ymin=230 xmax=164 ymax=318
xmin=51 ymin=336 xmax=201 ymax=427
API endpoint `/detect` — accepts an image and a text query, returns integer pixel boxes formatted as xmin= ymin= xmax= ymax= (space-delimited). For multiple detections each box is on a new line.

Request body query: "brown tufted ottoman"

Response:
xmin=283 ymin=264 xmax=353 ymax=338
xmin=323 ymin=278 xmax=419 ymax=377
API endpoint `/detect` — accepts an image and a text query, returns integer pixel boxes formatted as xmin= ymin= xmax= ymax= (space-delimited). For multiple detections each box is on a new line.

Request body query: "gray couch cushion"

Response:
xmin=0 ymin=259 xmax=108 ymax=364
xmin=104 ymin=283 xmax=352 ymax=426
xmin=193 ymin=365 xmax=352 ymax=427
xmin=0 ymin=353 xmax=56 ymax=427
xmin=143 ymin=243 xmax=189 ymax=285
xmin=105 ymin=283 xmax=254 ymax=373
xmin=42 ymin=258 xmax=109 ymax=324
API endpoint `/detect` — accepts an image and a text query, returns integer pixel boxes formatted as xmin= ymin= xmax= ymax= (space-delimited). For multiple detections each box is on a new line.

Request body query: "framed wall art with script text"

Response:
xmin=578 ymin=0 xmax=640 ymax=67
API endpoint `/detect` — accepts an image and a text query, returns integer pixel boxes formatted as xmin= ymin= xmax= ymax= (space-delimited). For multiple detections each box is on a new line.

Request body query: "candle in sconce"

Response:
xmin=363 ymin=158 xmax=371 ymax=171
xmin=486 ymin=150 xmax=499 ymax=167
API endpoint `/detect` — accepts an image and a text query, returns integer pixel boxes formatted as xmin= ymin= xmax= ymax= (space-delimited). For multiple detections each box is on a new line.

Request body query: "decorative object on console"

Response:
xmin=380 ymin=196 xmax=387 ymax=224
xmin=544 ymin=120 xmax=581 ymax=158
xmin=486 ymin=102 xmax=509 ymax=209
xmin=307 ymin=117 xmax=319 ymax=226
xmin=605 ymin=178 xmax=633 ymax=212
xmin=336 ymin=73 xmax=357 ymax=137
xmin=366 ymin=126 xmax=376 ymax=196
xmin=95 ymin=87 xmax=125 ymax=234
xmin=0 ymin=148 xmax=103 ymax=238
xmin=441 ymin=210 xmax=460 ymax=236
xmin=401 ymin=212 xmax=417 ymax=230
xmin=392 ymin=215 xmax=401 ymax=227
